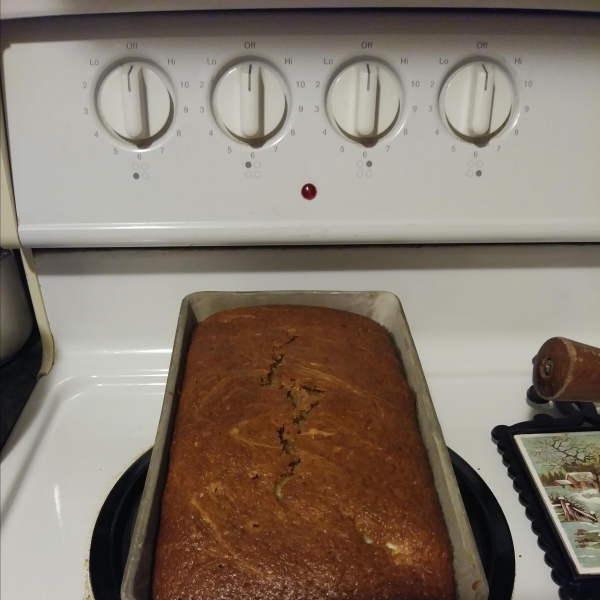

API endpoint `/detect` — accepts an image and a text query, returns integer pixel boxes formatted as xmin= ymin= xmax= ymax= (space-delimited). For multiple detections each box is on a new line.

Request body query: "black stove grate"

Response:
xmin=89 ymin=448 xmax=515 ymax=600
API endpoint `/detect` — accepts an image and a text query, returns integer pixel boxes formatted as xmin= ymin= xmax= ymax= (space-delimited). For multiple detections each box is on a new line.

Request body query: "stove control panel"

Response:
xmin=2 ymin=11 xmax=599 ymax=247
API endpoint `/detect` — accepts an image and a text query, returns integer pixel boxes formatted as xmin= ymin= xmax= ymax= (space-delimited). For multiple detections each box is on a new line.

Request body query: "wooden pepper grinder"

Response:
xmin=533 ymin=338 xmax=600 ymax=402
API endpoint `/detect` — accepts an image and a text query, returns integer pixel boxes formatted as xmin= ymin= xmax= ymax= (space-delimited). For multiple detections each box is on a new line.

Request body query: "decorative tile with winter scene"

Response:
xmin=515 ymin=431 xmax=600 ymax=575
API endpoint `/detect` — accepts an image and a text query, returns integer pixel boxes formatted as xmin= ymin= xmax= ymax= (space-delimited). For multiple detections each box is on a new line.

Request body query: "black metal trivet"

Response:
xmin=493 ymin=411 xmax=600 ymax=600
xmin=89 ymin=448 xmax=515 ymax=600
xmin=526 ymin=386 xmax=600 ymax=428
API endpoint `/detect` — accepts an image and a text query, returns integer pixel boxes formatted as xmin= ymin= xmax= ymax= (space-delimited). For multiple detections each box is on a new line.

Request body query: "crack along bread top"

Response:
xmin=153 ymin=305 xmax=455 ymax=600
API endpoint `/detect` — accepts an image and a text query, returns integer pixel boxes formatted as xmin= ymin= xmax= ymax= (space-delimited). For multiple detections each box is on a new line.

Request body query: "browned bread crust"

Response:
xmin=153 ymin=305 xmax=454 ymax=600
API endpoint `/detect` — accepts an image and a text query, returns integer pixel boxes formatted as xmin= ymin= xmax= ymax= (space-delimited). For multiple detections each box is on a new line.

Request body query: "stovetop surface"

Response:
xmin=0 ymin=364 xmax=559 ymax=600
xmin=1 ymin=244 xmax=598 ymax=600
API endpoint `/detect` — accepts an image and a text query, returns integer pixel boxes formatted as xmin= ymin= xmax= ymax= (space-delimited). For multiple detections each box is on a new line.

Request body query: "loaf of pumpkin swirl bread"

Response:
xmin=153 ymin=304 xmax=455 ymax=600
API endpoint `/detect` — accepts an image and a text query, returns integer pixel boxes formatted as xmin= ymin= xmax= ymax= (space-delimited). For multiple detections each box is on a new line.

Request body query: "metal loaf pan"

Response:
xmin=122 ymin=291 xmax=488 ymax=600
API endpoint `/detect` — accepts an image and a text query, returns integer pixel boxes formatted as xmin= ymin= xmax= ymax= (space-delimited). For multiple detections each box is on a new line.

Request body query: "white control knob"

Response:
xmin=97 ymin=62 xmax=173 ymax=146
xmin=213 ymin=61 xmax=287 ymax=146
xmin=442 ymin=61 xmax=514 ymax=143
xmin=327 ymin=60 xmax=401 ymax=146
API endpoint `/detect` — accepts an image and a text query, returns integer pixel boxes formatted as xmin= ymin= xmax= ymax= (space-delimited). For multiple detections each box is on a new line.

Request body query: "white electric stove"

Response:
xmin=1 ymin=6 xmax=599 ymax=600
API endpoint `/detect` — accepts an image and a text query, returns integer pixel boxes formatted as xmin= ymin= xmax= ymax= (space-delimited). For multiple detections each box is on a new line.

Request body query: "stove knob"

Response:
xmin=97 ymin=61 xmax=174 ymax=147
xmin=326 ymin=60 xmax=401 ymax=146
xmin=212 ymin=60 xmax=288 ymax=147
xmin=442 ymin=61 xmax=514 ymax=144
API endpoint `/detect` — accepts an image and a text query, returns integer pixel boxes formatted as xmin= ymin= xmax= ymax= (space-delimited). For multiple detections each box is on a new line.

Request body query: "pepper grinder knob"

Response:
xmin=533 ymin=337 xmax=600 ymax=402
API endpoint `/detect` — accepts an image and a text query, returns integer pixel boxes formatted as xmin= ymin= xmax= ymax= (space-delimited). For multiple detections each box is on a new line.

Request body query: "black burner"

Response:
xmin=90 ymin=450 xmax=150 ymax=600
xmin=450 ymin=450 xmax=515 ymax=600
xmin=90 ymin=448 xmax=515 ymax=600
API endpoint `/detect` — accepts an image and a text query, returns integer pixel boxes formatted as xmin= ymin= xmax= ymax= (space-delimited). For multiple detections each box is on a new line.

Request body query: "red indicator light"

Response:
xmin=301 ymin=183 xmax=317 ymax=200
